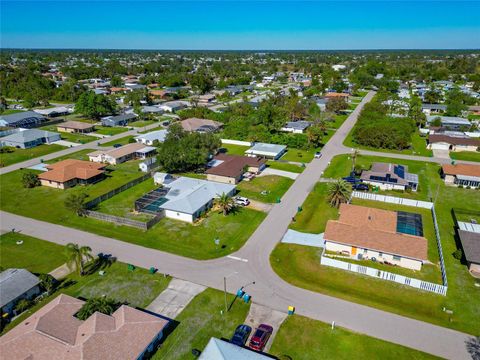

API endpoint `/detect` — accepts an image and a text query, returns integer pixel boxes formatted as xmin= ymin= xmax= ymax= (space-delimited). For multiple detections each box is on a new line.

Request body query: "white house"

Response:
xmin=244 ymin=143 xmax=287 ymax=160
xmin=134 ymin=130 xmax=168 ymax=145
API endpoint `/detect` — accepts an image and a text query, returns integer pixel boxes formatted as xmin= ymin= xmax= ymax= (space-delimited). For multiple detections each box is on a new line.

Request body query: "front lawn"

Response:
xmin=40 ymin=125 xmax=97 ymax=144
xmin=237 ymin=175 xmax=294 ymax=203
xmin=450 ymin=151 xmax=480 ymax=162
xmin=270 ymin=315 xmax=437 ymax=360
xmin=100 ymin=135 xmax=135 ymax=147
xmin=0 ymin=167 xmax=265 ymax=259
xmin=280 ymin=148 xmax=315 ymax=163
xmin=220 ymin=143 xmax=250 ymax=156
xmin=0 ymin=144 xmax=65 ymax=167
xmin=95 ymin=126 xmax=129 ymax=136
xmin=153 ymin=288 xmax=250 ymax=360
xmin=45 ymin=148 xmax=94 ymax=162
xmin=267 ymin=160 xmax=304 ymax=173
xmin=0 ymin=232 xmax=66 ymax=273
xmin=129 ymin=120 xmax=157 ymax=128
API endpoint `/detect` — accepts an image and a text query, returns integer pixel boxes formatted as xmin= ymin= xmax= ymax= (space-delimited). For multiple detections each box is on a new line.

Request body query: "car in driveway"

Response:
xmin=230 ymin=324 xmax=252 ymax=347
xmin=249 ymin=324 xmax=273 ymax=351
xmin=314 ymin=151 xmax=322 ymax=158
xmin=234 ymin=196 xmax=250 ymax=206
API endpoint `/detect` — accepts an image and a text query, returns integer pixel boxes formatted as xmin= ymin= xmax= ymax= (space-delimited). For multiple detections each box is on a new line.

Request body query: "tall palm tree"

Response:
xmin=65 ymin=243 xmax=93 ymax=276
xmin=327 ymin=180 xmax=352 ymax=208
xmin=215 ymin=193 xmax=235 ymax=216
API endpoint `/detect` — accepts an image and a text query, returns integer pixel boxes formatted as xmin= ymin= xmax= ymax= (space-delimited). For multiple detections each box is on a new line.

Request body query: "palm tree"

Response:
xmin=215 ymin=193 xmax=235 ymax=216
xmin=14 ymin=299 xmax=32 ymax=313
xmin=351 ymin=149 xmax=359 ymax=173
xmin=76 ymin=297 xmax=118 ymax=320
xmin=327 ymin=180 xmax=352 ymax=208
xmin=65 ymin=243 xmax=93 ymax=276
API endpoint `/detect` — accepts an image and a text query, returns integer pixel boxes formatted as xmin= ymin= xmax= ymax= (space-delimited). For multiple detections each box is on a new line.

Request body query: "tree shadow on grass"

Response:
xmin=466 ymin=336 xmax=480 ymax=360
xmin=83 ymin=255 xmax=117 ymax=276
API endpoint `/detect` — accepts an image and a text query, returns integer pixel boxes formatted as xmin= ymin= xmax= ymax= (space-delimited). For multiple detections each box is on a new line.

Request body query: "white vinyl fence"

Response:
xmin=320 ymin=255 xmax=447 ymax=295
xmin=221 ymin=139 xmax=252 ymax=147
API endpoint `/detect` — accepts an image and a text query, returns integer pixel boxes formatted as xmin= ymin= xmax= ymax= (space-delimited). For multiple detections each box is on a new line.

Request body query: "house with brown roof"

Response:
xmin=427 ymin=134 xmax=480 ymax=152
xmin=205 ymin=154 xmax=266 ymax=184
xmin=57 ymin=121 xmax=95 ymax=134
xmin=324 ymin=204 xmax=428 ymax=270
xmin=441 ymin=164 xmax=480 ymax=188
xmin=88 ymin=143 xmax=156 ymax=165
xmin=0 ymin=294 xmax=170 ymax=360
xmin=180 ymin=118 xmax=223 ymax=133
xmin=38 ymin=159 xmax=106 ymax=189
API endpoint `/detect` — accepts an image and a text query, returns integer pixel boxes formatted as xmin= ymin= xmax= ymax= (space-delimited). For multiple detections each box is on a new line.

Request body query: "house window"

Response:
xmin=363 ymin=249 xmax=368 ymax=254
xmin=378 ymin=252 xmax=383 ymax=257
xmin=393 ymin=255 xmax=401 ymax=261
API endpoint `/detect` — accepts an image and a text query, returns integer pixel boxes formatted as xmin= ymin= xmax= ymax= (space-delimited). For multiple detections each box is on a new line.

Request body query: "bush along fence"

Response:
xmin=85 ymin=210 xmax=163 ymax=231
xmin=320 ymin=191 xmax=448 ymax=295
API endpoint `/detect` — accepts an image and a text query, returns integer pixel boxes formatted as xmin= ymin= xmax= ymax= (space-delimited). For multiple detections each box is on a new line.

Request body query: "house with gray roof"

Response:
xmin=101 ymin=113 xmax=137 ymax=127
xmin=0 ymin=111 xmax=46 ymax=128
xmin=0 ymin=129 xmax=61 ymax=149
xmin=0 ymin=269 xmax=41 ymax=315
xmin=135 ymin=129 xmax=168 ymax=145
xmin=456 ymin=221 xmax=480 ymax=276
xmin=281 ymin=121 xmax=311 ymax=134
xmin=199 ymin=337 xmax=272 ymax=360
xmin=427 ymin=115 xmax=471 ymax=130
xmin=245 ymin=143 xmax=287 ymax=160
xmin=140 ymin=174 xmax=236 ymax=223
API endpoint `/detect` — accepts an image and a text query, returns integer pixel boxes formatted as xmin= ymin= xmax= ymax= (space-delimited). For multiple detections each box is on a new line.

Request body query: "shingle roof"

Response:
xmin=58 ymin=121 xmax=94 ymax=130
xmin=0 ymin=129 xmax=59 ymax=144
xmin=0 ymin=111 xmax=45 ymax=124
xmin=429 ymin=134 xmax=480 ymax=146
xmin=442 ymin=164 xmax=480 ymax=178
xmin=0 ymin=269 xmax=40 ymax=308
xmin=180 ymin=118 xmax=223 ymax=132
xmin=38 ymin=159 xmax=106 ymax=183
xmin=458 ymin=230 xmax=480 ymax=264
xmin=324 ymin=204 xmax=428 ymax=261
xmin=135 ymin=129 xmax=168 ymax=143
xmin=206 ymin=154 xmax=265 ymax=178
xmin=89 ymin=142 xmax=153 ymax=160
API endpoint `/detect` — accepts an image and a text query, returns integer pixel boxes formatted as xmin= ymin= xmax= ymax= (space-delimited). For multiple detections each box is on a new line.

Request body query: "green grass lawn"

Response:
xmin=153 ymin=288 xmax=250 ymax=360
xmin=40 ymin=125 xmax=97 ymax=144
xmin=274 ymin=154 xmax=480 ymax=335
xmin=176 ymin=172 xmax=207 ymax=179
xmin=45 ymin=148 xmax=94 ymax=163
xmin=220 ymin=143 xmax=250 ymax=155
xmin=1 ymin=109 xmax=24 ymax=115
xmin=129 ymin=120 xmax=157 ymax=128
xmin=0 ymin=144 xmax=65 ymax=167
xmin=62 ymin=113 xmax=97 ymax=123
xmin=100 ymin=135 xmax=135 ymax=147
xmin=280 ymin=148 xmax=315 ymax=163
xmin=329 ymin=113 xmax=349 ymax=129
xmin=270 ymin=315 xmax=437 ymax=360
xmin=0 ymin=165 xmax=265 ymax=259
xmin=450 ymin=151 xmax=480 ymax=162
xmin=237 ymin=175 xmax=294 ymax=203
xmin=0 ymin=232 xmax=66 ymax=274
xmin=95 ymin=126 xmax=129 ymax=136
xmin=266 ymin=160 xmax=304 ymax=173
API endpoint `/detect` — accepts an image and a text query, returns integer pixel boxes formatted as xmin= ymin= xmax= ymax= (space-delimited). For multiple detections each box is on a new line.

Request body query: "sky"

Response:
xmin=1 ymin=1 xmax=479 ymax=50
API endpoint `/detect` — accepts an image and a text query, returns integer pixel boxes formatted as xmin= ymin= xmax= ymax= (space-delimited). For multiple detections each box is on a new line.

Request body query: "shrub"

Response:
xmin=22 ymin=171 xmax=40 ymax=188
xmin=453 ymin=249 xmax=463 ymax=260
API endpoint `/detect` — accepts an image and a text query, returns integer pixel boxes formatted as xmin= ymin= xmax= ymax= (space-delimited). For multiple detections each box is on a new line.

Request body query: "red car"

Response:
xmin=248 ymin=324 xmax=273 ymax=351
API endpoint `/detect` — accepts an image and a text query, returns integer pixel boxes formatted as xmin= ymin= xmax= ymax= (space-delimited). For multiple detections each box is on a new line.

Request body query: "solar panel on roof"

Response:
xmin=394 ymin=165 xmax=405 ymax=179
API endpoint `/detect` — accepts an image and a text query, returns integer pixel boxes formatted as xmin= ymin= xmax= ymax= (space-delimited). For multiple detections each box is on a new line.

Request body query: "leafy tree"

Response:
xmin=22 ymin=171 xmax=40 ymax=188
xmin=64 ymin=192 xmax=88 ymax=216
xmin=39 ymin=273 xmax=56 ymax=295
xmin=445 ymin=88 xmax=469 ymax=116
xmin=327 ymin=180 xmax=352 ymax=208
xmin=431 ymin=117 xmax=442 ymax=127
xmin=326 ymin=97 xmax=347 ymax=114
xmin=15 ymin=299 xmax=32 ymax=313
xmin=190 ymin=71 xmax=214 ymax=94
xmin=215 ymin=193 xmax=236 ymax=216
xmin=75 ymin=91 xmax=116 ymax=119
xmin=306 ymin=125 xmax=324 ymax=148
xmin=408 ymin=95 xmax=426 ymax=127
xmin=110 ymin=75 xmax=123 ymax=87
xmin=65 ymin=243 xmax=93 ymax=276
xmin=76 ymin=297 xmax=118 ymax=320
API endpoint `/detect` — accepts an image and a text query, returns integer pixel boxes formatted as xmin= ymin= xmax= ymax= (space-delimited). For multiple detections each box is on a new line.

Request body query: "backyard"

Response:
xmin=450 ymin=151 xmax=480 ymax=162
xmin=237 ymin=175 xmax=294 ymax=203
xmin=40 ymin=124 xmax=98 ymax=144
xmin=266 ymin=160 xmax=304 ymax=173
xmin=0 ymin=144 xmax=65 ymax=167
xmin=220 ymin=143 xmax=250 ymax=155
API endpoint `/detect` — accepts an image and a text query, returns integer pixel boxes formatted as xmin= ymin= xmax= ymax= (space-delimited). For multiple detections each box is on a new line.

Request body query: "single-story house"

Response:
xmin=140 ymin=105 xmax=164 ymax=114
xmin=280 ymin=121 xmax=311 ymax=134
xmin=421 ymin=104 xmax=447 ymax=115
xmin=33 ymin=106 xmax=72 ymax=117
xmin=427 ymin=115 xmax=471 ymax=130
xmin=198 ymin=94 xmax=216 ymax=103
xmin=38 ymin=159 xmax=106 ymax=189
xmin=427 ymin=134 xmax=480 ymax=152
xmin=0 ymin=129 xmax=61 ymax=149
xmin=199 ymin=337 xmax=272 ymax=360
xmin=0 ymin=269 xmax=41 ymax=315
xmin=205 ymin=153 xmax=266 ymax=184
xmin=456 ymin=221 xmax=480 ymax=275
xmin=0 ymin=294 xmax=170 ymax=360
xmin=56 ymin=120 xmax=95 ymax=134
xmin=324 ymin=204 xmax=428 ymax=270
xmin=360 ymin=163 xmax=419 ymax=191
xmin=441 ymin=164 xmax=480 ymax=188
xmin=142 ymin=174 xmax=236 ymax=222
xmin=125 ymin=83 xmax=147 ymax=91
xmin=101 ymin=113 xmax=137 ymax=127
xmin=158 ymin=101 xmax=188 ymax=113
xmin=245 ymin=143 xmax=287 ymax=160
xmin=88 ymin=142 xmax=156 ymax=165
xmin=135 ymin=129 xmax=168 ymax=145
xmin=315 ymin=98 xmax=328 ymax=111
xmin=325 ymin=92 xmax=350 ymax=100
xmin=0 ymin=111 xmax=46 ymax=128
xmin=180 ymin=118 xmax=223 ymax=133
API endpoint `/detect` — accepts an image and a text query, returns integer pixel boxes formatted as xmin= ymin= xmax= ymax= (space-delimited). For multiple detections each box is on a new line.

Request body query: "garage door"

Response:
xmin=431 ymin=143 xmax=450 ymax=150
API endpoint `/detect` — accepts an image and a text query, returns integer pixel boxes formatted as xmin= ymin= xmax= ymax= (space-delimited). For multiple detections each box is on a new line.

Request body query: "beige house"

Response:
xmin=441 ymin=164 xmax=480 ymax=188
xmin=38 ymin=159 xmax=106 ymax=189
xmin=205 ymin=154 xmax=266 ymax=184
xmin=427 ymin=134 xmax=480 ymax=152
xmin=57 ymin=121 xmax=95 ymax=134
xmin=88 ymin=143 xmax=156 ymax=165
xmin=324 ymin=204 xmax=428 ymax=271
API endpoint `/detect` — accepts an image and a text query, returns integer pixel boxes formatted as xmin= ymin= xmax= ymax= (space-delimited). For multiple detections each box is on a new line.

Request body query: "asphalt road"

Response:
xmin=1 ymin=92 xmax=476 ymax=359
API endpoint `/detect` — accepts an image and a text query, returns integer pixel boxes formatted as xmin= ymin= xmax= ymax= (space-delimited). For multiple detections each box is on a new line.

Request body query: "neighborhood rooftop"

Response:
xmin=38 ymin=159 xmax=106 ymax=183
xmin=0 ymin=269 xmax=40 ymax=309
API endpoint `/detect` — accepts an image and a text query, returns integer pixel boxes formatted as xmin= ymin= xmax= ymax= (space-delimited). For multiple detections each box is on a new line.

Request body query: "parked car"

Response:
xmin=235 ymin=196 xmax=250 ymax=206
xmin=353 ymin=183 xmax=369 ymax=191
xmin=249 ymin=324 xmax=273 ymax=351
xmin=230 ymin=324 xmax=252 ymax=347
xmin=314 ymin=151 xmax=322 ymax=158
xmin=113 ymin=143 xmax=123 ymax=148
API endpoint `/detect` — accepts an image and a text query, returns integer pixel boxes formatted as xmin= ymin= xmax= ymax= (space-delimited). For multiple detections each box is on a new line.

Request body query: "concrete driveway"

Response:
xmin=243 ymin=303 xmax=288 ymax=352
xmin=247 ymin=200 xmax=273 ymax=213
xmin=146 ymin=278 xmax=206 ymax=319
xmin=259 ymin=167 xmax=299 ymax=179
xmin=433 ymin=149 xmax=451 ymax=159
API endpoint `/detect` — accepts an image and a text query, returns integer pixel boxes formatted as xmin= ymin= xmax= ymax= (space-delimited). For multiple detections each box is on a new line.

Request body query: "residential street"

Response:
xmin=0 ymin=91 xmax=476 ymax=359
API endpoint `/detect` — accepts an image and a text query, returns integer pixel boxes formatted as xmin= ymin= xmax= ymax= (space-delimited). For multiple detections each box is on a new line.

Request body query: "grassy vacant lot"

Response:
xmin=0 ymin=232 xmax=65 ymax=274
xmin=0 ymin=144 xmax=65 ymax=167
xmin=281 ymin=148 xmax=315 ymax=163
xmin=95 ymin=125 xmax=129 ymax=136
xmin=329 ymin=113 xmax=349 ymax=129
xmin=153 ymin=288 xmax=250 ymax=360
xmin=270 ymin=315 xmax=437 ymax=360
xmin=344 ymin=129 xmax=432 ymax=157
xmin=0 ymin=164 xmax=265 ymax=259
xmin=450 ymin=151 xmax=480 ymax=162
xmin=220 ymin=143 xmax=250 ymax=155
xmin=267 ymin=160 xmax=304 ymax=173
xmin=129 ymin=120 xmax=157 ymax=128
xmin=274 ymin=155 xmax=480 ymax=335
xmin=40 ymin=124 xmax=97 ymax=144
xmin=100 ymin=135 xmax=135 ymax=147
xmin=237 ymin=175 xmax=294 ymax=203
